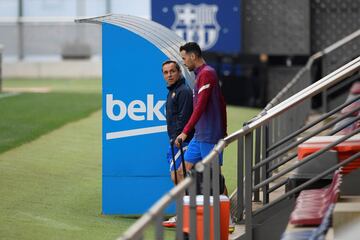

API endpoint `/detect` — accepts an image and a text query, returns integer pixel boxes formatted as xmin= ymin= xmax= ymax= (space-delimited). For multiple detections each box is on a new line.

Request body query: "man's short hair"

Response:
xmin=162 ymin=60 xmax=181 ymax=71
xmin=179 ymin=42 xmax=202 ymax=57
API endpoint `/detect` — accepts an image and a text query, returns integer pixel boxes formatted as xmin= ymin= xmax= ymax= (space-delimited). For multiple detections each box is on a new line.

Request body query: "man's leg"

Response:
xmin=198 ymin=142 xmax=228 ymax=195
xmin=163 ymin=143 xmax=189 ymax=228
xmin=183 ymin=139 xmax=202 ymax=170
xmin=167 ymin=144 xmax=188 ymax=185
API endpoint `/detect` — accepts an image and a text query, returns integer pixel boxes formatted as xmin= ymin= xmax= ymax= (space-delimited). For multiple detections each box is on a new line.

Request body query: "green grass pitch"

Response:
xmin=0 ymin=78 xmax=259 ymax=239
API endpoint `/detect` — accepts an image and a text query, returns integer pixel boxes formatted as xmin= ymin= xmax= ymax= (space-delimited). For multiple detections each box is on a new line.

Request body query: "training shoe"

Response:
xmin=162 ymin=216 xmax=177 ymax=228
xmin=229 ymin=224 xmax=235 ymax=234
xmin=229 ymin=217 xmax=235 ymax=234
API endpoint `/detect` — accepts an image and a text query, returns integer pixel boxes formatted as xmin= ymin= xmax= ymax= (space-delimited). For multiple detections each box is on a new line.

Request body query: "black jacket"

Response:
xmin=166 ymin=78 xmax=194 ymax=142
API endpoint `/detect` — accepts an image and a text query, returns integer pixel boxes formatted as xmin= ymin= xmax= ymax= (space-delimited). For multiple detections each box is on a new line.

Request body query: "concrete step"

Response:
xmin=333 ymin=196 xmax=360 ymax=239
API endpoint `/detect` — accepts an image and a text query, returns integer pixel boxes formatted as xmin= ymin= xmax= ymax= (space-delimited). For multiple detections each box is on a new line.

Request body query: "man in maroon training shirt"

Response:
xmin=176 ymin=42 xmax=227 ymax=188
xmin=166 ymin=42 xmax=233 ymax=231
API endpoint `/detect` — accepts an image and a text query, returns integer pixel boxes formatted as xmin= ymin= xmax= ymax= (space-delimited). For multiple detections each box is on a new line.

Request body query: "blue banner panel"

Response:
xmin=102 ymin=22 xmax=173 ymax=214
xmin=103 ymin=176 xmax=175 ymax=215
xmin=151 ymin=0 xmax=241 ymax=53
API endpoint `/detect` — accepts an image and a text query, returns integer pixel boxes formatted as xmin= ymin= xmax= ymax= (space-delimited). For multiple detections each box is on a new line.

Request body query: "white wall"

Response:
xmin=0 ymin=0 xmax=151 ymax=18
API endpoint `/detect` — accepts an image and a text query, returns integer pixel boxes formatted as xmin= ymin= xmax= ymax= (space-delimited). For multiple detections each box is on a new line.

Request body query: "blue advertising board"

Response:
xmin=151 ymin=0 xmax=242 ymax=53
xmin=102 ymin=22 xmax=174 ymax=214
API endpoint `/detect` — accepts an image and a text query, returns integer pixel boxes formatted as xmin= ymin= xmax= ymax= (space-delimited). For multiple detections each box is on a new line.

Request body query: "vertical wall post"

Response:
xmin=253 ymin=128 xmax=261 ymax=202
xmin=262 ymin=125 xmax=269 ymax=204
xmin=244 ymin=131 xmax=253 ymax=239
xmin=18 ymin=0 xmax=24 ymax=60
xmin=237 ymin=136 xmax=244 ymax=221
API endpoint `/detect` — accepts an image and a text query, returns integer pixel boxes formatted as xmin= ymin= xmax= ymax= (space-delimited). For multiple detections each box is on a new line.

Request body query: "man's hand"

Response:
xmin=175 ymin=132 xmax=187 ymax=147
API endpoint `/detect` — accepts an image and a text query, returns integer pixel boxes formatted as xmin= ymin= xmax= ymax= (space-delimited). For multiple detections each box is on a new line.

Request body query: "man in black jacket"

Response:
xmin=162 ymin=60 xmax=194 ymax=185
xmin=162 ymin=60 xmax=193 ymax=228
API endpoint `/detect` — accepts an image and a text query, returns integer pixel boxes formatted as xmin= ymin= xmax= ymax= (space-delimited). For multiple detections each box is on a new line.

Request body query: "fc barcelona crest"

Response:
xmin=172 ymin=4 xmax=220 ymax=50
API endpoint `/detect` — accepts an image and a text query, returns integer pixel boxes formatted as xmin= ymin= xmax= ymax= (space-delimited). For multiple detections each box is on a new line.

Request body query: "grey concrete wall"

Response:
xmin=3 ymin=60 xmax=101 ymax=78
xmin=243 ymin=0 xmax=310 ymax=55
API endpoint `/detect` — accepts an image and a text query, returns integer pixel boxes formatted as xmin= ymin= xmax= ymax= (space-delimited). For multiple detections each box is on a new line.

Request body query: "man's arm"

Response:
xmin=176 ymin=87 xmax=193 ymax=134
xmin=176 ymin=72 xmax=214 ymax=146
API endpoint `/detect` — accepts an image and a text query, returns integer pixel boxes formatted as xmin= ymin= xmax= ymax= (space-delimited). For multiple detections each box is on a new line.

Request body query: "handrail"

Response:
xmin=254 ymin=128 xmax=360 ymax=191
xmin=254 ymin=104 xmax=360 ymax=171
xmin=243 ymin=28 xmax=360 ymax=125
xmin=267 ymin=94 xmax=360 ymax=151
xmin=267 ymin=113 xmax=360 ymax=173
xmin=254 ymin=150 xmax=360 ymax=216
xmin=260 ymin=28 xmax=360 ymax=114
xmin=322 ymin=28 xmax=360 ymax=55
xmin=264 ymin=58 xmax=356 ymax=116
xmin=259 ymin=57 xmax=315 ymax=114
xmin=225 ymin=56 xmax=360 ymax=144
xmin=119 ymin=177 xmax=193 ymax=240
xmin=118 ymin=28 xmax=360 ymax=240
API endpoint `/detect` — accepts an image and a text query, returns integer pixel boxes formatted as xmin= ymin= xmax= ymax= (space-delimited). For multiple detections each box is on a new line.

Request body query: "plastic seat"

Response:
xmin=289 ymin=171 xmax=341 ymax=226
xmin=281 ymin=204 xmax=334 ymax=240
xmin=297 ymin=170 xmax=341 ymax=198
xmin=289 ymin=188 xmax=338 ymax=225
xmin=350 ymin=81 xmax=360 ymax=95
xmin=333 ymin=117 xmax=358 ymax=135
xmin=340 ymin=99 xmax=360 ymax=116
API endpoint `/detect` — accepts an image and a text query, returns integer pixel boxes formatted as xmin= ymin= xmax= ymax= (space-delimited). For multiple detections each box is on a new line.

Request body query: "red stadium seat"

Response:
xmin=350 ymin=82 xmax=360 ymax=94
xmin=289 ymin=171 xmax=342 ymax=226
xmin=340 ymin=100 xmax=360 ymax=116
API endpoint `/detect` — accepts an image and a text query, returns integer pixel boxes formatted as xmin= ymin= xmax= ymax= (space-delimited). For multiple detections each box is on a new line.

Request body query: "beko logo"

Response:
xmin=106 ymin=94 xmax=166 ymax=121
xmin=105 ymin=94 xmax=167 ymax=140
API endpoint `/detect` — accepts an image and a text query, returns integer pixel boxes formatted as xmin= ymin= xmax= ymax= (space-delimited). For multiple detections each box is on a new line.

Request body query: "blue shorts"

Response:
xmin=184 ymin=139 xmax=223 ymax=166
xmin=167 ymin=142 xmax=188 ymax=172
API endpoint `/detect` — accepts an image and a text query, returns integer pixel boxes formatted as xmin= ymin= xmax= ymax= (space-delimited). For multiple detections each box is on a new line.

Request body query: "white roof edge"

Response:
xmin=74 ymin=13 xmax=195 ymax=85
xmin=74 ymin=13 xmax=112 ymax=24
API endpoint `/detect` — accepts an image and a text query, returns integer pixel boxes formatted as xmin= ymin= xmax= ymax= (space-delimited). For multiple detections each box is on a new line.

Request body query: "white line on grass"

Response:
xmin=17 ymin=211 xmax=82 ymax=231
xmin=0 ymin=92 xmax=21 ymax=99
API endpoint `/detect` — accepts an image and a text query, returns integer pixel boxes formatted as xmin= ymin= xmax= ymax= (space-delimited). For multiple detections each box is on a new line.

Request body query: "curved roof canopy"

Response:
xmin=75 ymin=14 xmax=195 ymax=83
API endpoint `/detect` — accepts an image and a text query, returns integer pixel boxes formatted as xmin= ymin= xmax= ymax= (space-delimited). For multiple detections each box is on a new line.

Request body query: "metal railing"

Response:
xmin=225 ymin=56 xmax=360 ymax=239
xmin=119 ymin=59 xmax=360 ymax=240
xmin=119 ymin=30 xmax=360 ymax=240
xmin=233 ymin=28 xmax=360 ymax=208
xmin=246 ymin=28 xmax=360 ymax=145
xmin=120 ymin=148 xmax=225 ymax=240
xmin=119 ymin=57 xmax=360 ymax=239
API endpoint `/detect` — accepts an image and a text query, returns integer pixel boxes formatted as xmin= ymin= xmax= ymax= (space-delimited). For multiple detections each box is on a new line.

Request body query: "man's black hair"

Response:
xmin=162 ymin=60 xmax=181 ymax=71
xmin=179 ymin=42 xmax=202 ymax=57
